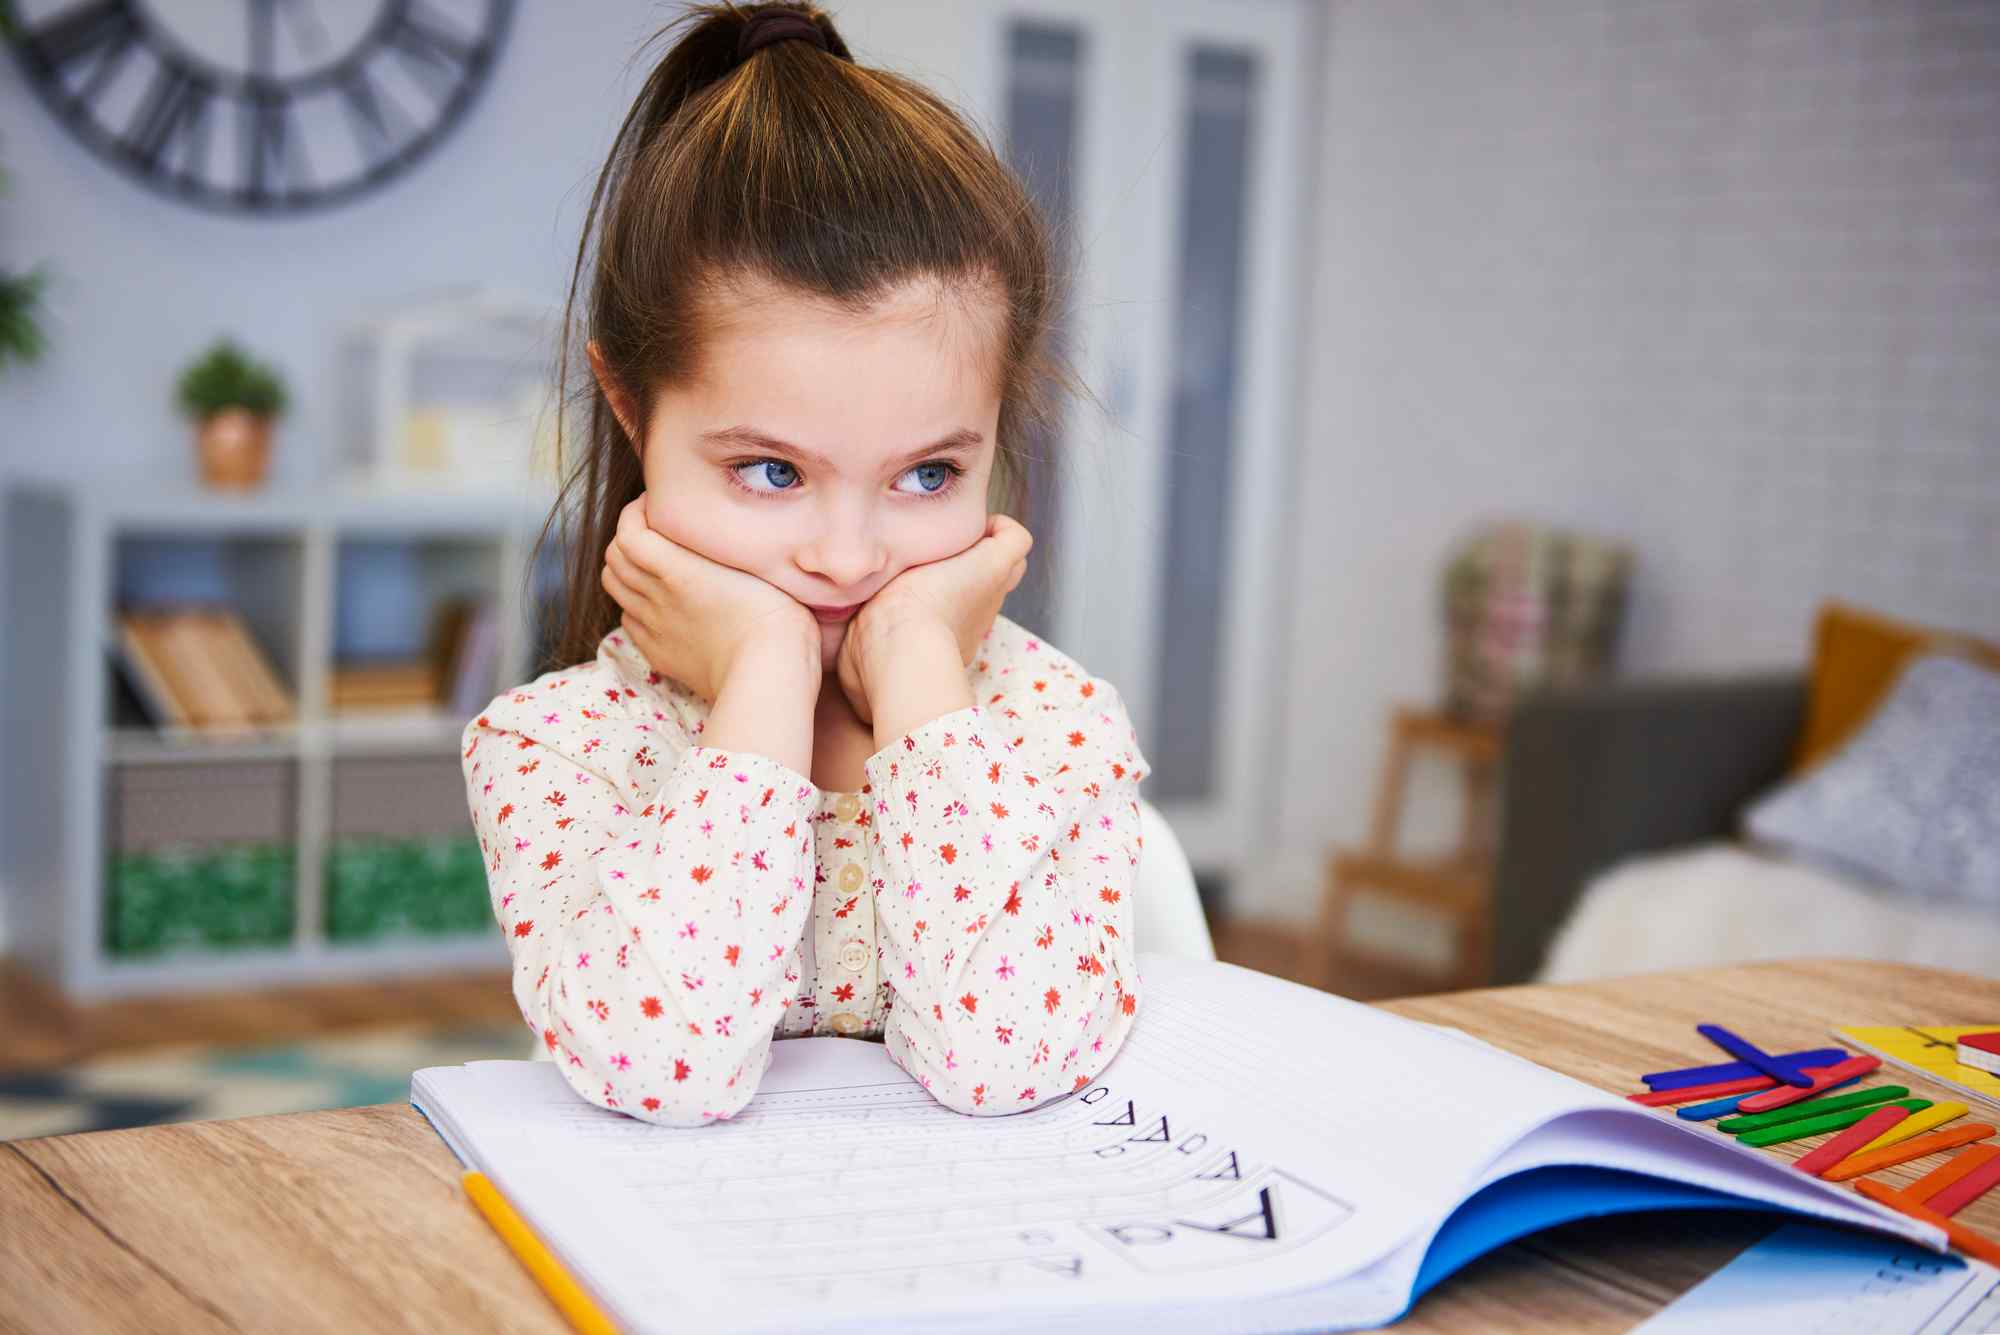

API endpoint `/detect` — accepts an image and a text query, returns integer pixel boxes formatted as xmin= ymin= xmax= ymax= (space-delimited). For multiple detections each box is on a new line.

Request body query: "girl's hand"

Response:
xmin=601 ymin=498 xmax=819 ymax=702
xmin=834 ymin=514 xmax=1032 ymax=726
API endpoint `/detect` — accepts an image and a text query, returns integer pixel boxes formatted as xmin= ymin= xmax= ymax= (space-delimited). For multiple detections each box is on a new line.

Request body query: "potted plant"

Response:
xmin=176 ymin=339 xmax=290 ymax=490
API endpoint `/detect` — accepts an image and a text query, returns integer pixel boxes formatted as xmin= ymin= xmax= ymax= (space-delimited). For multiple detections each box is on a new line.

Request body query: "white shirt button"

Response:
xmin=834 ymin=794 xmax=862 ymax=822
xmin=838 ymin=862 xmax=864 ymax=893
xmin=828 ymin=1011 xmax=863 ymax=1036
xmin=838 ymin=939 xmax=870 ymax=973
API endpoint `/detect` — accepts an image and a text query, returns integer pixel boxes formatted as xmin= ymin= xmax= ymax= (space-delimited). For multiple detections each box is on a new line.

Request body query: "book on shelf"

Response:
xmin=329 ymin=661 xmax=440 ymax=712
xmin=112 ymin=608 xmax=294 ymax=735
xmin=410 ymin=955 xmax=1946 ymax=1335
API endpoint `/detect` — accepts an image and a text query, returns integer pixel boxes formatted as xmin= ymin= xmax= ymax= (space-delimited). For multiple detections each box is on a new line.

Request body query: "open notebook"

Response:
xmin=410 ymin=956 xmax=1947 ymax=1334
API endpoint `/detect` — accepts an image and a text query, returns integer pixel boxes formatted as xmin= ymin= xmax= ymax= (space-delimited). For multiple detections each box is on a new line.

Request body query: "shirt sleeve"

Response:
xmin=461 ymin=689 xmax=820 ymax=1126
xmin=861 ymin=667 xmax=1149 ymax=1115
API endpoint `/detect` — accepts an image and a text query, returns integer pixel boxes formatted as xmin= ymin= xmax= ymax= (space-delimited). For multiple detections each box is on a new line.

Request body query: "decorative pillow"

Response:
xmin=1746 ymin=653 xmax=2000 ymax=905
xmin=1793 ymin=602 xmax=2000 ymax=773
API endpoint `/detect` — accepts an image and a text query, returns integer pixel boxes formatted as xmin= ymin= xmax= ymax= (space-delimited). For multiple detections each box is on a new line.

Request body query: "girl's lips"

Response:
xmin=810 ymin=603 xmax=860 ymax=624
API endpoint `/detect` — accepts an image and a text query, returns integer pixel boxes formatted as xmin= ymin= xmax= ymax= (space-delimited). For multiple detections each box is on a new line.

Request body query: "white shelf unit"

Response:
xmin=2 ymin=477 xmax=561 ymax=1000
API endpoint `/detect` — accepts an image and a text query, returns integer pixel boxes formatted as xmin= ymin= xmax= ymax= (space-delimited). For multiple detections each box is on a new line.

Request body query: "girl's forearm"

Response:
xmin=869 ymin=620 xmax=974 ymax=750
xmin=699 ymin=632 xmax=822 ymax=781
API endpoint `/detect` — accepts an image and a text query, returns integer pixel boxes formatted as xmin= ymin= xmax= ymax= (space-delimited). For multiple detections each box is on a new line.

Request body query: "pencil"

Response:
xmin=463 ymin=1170 xmax=621 ymax=1335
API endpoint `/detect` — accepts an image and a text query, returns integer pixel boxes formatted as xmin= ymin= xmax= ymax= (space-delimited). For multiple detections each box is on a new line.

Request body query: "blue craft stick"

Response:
xmin=1697 ymin=1024 xmax=1816 ymax=1087
xmin=1642 ymin=1047 xmax=1846 ymax=1090
xmin=1675 ymin=1090 xmax=1760 ymax=1121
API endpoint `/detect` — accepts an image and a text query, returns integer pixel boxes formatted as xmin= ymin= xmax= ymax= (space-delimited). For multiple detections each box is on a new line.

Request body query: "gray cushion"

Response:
xmin=1743 ymin=653 xmax=2000 ymax=905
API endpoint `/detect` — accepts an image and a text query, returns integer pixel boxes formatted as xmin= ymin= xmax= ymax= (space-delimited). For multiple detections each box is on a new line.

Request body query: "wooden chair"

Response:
xmin=1322 ymin=706 xmax=1503 ymax=990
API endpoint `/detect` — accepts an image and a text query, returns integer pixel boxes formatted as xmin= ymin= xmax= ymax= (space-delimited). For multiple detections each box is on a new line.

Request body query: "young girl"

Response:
xmin=461 ymin=1 xmax=1149 ymax=1127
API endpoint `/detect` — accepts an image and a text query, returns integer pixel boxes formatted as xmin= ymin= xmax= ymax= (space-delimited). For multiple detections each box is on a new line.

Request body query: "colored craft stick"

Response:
xmin=1629 ymin=1074 xmax=1779 ymax=1107
xmin=1854 ymin=1178 xmax=2000 ymax=1267
xmin=1793 ymin=1106 xmax=1915 ymax=1177
xmin=1677 ymin=1091 xmax=1761 ymax=1121
xmin=1718 ymin=1085 xmax=1910 ymax=1134
xmin=1823 ymin=1123 xmax=1997 ymax=1182
xmin=1895 ymin=1143 xmax=2000 ymax=1208
xmin=1738 ymin=1100 xmax=1930 ymax=1149
xmin=1699 ymin=1024 xmax=1815 ymax=1088
xmin=1855 ymin=1101 xmax=1970 ymax=1155
xmin=1643 ymin=1047 xmax=1848 ymax=1090
xmin=1736 ymin=1056 xmax=1881 ymax=1113
xmin=1925 ymin=1150 xmax=2000 ymax=1217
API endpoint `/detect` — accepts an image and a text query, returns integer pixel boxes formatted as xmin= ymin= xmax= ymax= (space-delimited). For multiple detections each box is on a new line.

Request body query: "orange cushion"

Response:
xmin=1793 ymin=602 xmax=2000 ymax=772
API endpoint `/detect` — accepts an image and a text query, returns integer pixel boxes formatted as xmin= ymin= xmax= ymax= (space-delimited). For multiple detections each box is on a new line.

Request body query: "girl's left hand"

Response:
xmin=835 ymin=514 xmax=1032 ymax=727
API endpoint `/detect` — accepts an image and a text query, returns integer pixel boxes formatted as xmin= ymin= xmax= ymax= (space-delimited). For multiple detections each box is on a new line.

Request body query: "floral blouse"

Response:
xmin=460 ymin=614 xmax=1150 ymax=1127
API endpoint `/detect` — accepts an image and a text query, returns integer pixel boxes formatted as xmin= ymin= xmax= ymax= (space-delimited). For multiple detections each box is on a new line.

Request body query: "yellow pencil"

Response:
xmin=462 ymin=1170 xmax=621 ymax=1335
xmin=1855 ymin=1101 xmax=1970 ymax=1154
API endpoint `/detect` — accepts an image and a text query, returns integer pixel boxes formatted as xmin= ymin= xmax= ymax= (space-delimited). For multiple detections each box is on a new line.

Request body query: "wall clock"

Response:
xmin=9 ymin=1 xmax=515 ymax=215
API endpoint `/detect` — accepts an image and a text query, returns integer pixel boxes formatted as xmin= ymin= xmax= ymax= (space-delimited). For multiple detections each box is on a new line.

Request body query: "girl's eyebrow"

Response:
xmin=699 ymin=425 xmax=984 ymax=472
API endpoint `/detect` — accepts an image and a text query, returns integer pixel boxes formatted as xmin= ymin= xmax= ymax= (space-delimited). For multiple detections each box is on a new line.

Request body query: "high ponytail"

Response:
xmin=532 ymin=2 xmax=1081 ymax=672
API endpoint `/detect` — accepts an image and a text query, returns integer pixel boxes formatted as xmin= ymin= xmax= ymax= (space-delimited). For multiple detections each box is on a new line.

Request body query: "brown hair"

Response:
xmin=532 ymin=0 xmax=1083 ymax=672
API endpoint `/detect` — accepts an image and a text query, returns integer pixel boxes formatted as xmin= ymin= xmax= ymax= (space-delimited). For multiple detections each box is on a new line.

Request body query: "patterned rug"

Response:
xmin=0 ymin=1024 xmax=530 ymax=1142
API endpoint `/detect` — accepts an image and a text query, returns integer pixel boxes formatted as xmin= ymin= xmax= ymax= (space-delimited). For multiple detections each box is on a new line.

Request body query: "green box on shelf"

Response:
xmin=324 ymin=834 xmax=493 ymax=942
xmin=105 ymin=843 xmax=296 ymax=956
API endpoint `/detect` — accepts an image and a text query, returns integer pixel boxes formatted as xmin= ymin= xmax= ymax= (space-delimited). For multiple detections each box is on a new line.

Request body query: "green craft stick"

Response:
xmin=1718 ymin=1085 xmax=1911 ymax=1134
xmin=1737 ymin=1099 xmax=1931 ymax=1148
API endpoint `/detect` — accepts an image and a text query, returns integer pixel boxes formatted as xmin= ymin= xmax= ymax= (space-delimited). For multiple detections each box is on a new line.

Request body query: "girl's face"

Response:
xmin=617 ymin=273 xmax=1003 ymax=674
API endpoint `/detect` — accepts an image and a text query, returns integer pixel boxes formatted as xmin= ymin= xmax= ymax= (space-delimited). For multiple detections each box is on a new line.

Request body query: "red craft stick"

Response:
xmin=1792 ymin=1106 xmax=1913 ymax=1177
xmin=1736 ymin=1056 xmax=1880 ymax=1113
xmin=1926 ymin=1149 xmax=2000 ymax=1217
xmin=1627 ymin=1074 xmax=1778 ymax=1107
xmin=1855 ymin=1178 xmax=2000 ymax=1266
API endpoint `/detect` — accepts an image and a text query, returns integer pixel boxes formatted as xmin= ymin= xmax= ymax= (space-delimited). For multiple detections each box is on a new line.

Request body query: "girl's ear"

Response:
xmin=587 ymin=339 xmax=642 ymax=453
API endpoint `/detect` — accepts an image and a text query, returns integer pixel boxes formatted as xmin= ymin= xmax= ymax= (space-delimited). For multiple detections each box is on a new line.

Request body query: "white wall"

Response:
xmin=1237 ymin=0 xmax=2000 ymax=924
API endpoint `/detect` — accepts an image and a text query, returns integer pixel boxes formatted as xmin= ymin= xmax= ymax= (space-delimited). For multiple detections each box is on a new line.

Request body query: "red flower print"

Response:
xmin=540 ymin=850 xmax=562 ymax=871
xmin=673 ymin=1058 xmax=693 ymax=1082
xmin=1067 ymin=730 xmax=1085 ymax=747
xmin=634 ymin=746 xmax=656 ymax=767
xmin=723 ymin=944 xmax=740 ymax=966
xmin=587 ymin=998 xmax=609 ymax=1021
xmin=953 ymin=884 xmax=972 ymax=902
xmin=986 ymin=761 xmax=1003 ymax=783
xmin=990 ymin=801 xmax=1008 ymax=819
xmin=1018 ymin=1087 xmax=1037 ymax=1101
xmin=972 ymin=1083 xmax=986 ymax=1107
xmin=939 ymin=843 xmax=957 ymax=865
xmin=513 ymin=919 xmax=534 ymax=937
xmin=994 ymin=1024 xmax=1014 ymax=1044
xmin=833 ymin=982 xmax=855 ymax=1002
xmin=1034 ymin=925 xmax=1054 ymax=949
xmin=497 ymin=803 xmax=514 ymax=823
xmin=543 ymin=1027 xmax=557 ymax=1051
xmin=1080 ymin=682 xmax=1095 ymax=698
xmin=643 ymin=1097 xmax=660 ymax=1112
xmin=1121 ymin=991 xmax=1137 ymax=1015
xmin=640 ymin=996 xmax=663 ymax=1019
xmin=1002 ymin=884 xmax=1022 ymax=916
xmin=958 ymin=992 xmax=979 ymax=1014
xmin=1099 ymin=886 xmax=1121 ymax=904
xmin=689 ymin=865 xmax=713 ymax=883
xmin=545 ymin=789 xmax=566 ymax=807
xmin=1043 ymin=986 xmax=1062 ymax=1013
xmin=1077 ymin=953 xmax=1105 ymax=976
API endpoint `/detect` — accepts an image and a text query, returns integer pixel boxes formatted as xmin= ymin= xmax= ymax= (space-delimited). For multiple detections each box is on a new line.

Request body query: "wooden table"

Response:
xmin=6 ymin=958 xmax=1998 ymax=1333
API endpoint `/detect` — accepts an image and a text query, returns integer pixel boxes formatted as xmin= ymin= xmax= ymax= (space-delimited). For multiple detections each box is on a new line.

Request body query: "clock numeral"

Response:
xmin=385 ymin=2 xmax=479 ymax=104
xmin=245 ymin=98 xmax=307 ymax=202
xmin=23 ymin=0 xmax=140 ymax=104
xmin=339 ymin=65 xmax=410 ymax=157
xmin=126 ymin=63 xmax=214 ymax=177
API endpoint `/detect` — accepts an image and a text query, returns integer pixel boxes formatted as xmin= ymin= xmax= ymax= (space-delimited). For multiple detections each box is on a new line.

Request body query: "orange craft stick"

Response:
xmin=1894 ymin=1143 xmax=2000 ymax=1209
xmin=1822 ymin=1123 xmax=1997 ymax=1182
xmin=1855 ymin=1177 xmax=2000 ymax=1267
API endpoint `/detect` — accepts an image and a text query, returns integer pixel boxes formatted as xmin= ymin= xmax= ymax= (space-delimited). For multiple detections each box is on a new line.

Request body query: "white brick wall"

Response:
xmin=1249 ymin=0 xmax=2000 ymax=923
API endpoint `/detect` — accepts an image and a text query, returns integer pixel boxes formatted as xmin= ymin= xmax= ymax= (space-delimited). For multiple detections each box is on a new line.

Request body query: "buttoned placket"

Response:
xmin=820 ymin=791 xmax=878 ymax=1037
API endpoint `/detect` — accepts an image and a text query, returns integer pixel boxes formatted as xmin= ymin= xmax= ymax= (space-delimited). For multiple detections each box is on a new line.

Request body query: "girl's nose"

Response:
xmin=796 ymin=519 xmax=886 ymax=592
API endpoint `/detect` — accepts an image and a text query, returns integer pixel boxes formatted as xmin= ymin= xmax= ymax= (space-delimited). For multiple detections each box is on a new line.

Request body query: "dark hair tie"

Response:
xmin=737 ymin=12 xmax=829 ymax=61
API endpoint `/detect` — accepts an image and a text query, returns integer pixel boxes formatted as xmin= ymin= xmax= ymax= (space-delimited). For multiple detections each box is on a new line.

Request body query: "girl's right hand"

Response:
xmin=601 ymin=498 xmax=818 ymax=702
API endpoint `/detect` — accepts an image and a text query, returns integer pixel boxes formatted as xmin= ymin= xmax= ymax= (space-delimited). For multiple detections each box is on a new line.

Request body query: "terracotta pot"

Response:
xmin=195 ymin=407 xmax=273 ymax=490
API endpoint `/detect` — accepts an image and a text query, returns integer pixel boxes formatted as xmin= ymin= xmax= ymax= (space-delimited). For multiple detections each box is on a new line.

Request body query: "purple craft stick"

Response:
xmin=1643 ymin=1047 xmax=1847 ymax=1090
xmin=1697 ymin=1024 xmax=1817 ymax=1087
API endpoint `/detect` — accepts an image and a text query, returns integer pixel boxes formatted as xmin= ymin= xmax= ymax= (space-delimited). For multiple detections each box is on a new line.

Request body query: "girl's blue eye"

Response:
xmin=730 ymin=457 xmax=964 ymax=500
